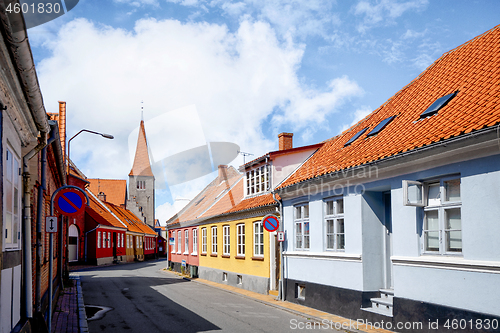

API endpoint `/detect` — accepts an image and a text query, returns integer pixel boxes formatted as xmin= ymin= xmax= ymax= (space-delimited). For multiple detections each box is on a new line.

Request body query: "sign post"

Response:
xmin=48 ymin=185 xmax=89 ymax=332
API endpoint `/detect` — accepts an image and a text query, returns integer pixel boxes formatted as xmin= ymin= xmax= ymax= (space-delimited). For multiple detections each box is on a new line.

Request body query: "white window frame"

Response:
xmin=4 ymin=146 xmax=21 ymax=250
xmin=223 ymin=225 xmax=230 ymax=256
xmin=245 ymin=164 xmax=270 ymax=196
xmin=177 ymin=230 xmax=182 ymax=253
xmin=420 ymin=177 xmax=462 ymax=255
xmin=192 ymin=228 xmax=198 ymax=255
xmin=237 ymin=224 xmax=245 ymax=256
xmin=108 ymin=232 xmax=111 ymax=248
xmin=324 ymin=197 xmax=345 ymax=251
xmin=201 ymin=228 xmax=207 ymax=254
xmin=184 ymin=230 xmax=189 ymax=254
xmin=211 ymin=226 xmax=218 ymax=255
xmin=294 ymin=203 xmax=310 ymax=250
xmin=97 ymin=231 xmax=101 ymax=249
xmin=253 ymin=221 xmax=264 ymax=257
xmin=137 ymin=180 xmax=146 ymax=190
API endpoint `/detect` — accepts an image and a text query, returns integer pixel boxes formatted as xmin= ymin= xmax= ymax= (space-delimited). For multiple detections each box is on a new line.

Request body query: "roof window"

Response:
xmin=420 ymin=91 xmax=457 ymax=118
xmin=344 ymin=128 xmax=368 ymax=147
xmin=367 ymin=116 xmax=396 ymax=137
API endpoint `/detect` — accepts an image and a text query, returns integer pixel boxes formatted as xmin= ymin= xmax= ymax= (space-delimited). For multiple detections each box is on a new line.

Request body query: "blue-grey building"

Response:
xmin=276 ymin=25 xmax=500 ymax=332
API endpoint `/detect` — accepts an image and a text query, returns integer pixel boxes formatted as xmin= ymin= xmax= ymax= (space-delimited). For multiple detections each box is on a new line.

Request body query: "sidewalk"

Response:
xmin=51 ymin=275 xmax=88 ymax=333
xmin=184 ymin=274 xmax=394 ymax=333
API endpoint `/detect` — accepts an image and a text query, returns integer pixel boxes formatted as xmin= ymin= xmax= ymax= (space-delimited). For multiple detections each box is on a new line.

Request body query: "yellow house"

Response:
xmin=198 ymin=178 xmax=280 ymax=294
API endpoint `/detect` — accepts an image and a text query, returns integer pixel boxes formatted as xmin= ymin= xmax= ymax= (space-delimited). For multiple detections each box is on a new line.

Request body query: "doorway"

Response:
xmin=69 ymin=224 xmax=79 ymax=262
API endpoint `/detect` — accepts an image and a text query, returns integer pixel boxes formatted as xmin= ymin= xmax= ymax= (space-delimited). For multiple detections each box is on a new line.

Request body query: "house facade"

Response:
xmin=276 ymin=25 xmax=500 ymax=332
xmin=1 ymin=7 xmax=68 ymax=333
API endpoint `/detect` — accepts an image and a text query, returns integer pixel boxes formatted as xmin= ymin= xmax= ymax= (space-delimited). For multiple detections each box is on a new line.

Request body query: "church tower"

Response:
xmin=127 ymin=120 xmax=155 ymax=227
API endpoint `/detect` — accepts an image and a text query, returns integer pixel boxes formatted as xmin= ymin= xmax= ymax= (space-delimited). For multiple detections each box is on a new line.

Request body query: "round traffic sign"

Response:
xmin=54 ymin=188 xmax=86 ymax=217
xmin=262 ymin=214 xmax=280 ymax=232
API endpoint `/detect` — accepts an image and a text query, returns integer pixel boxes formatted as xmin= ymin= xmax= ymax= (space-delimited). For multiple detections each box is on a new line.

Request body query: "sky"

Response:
xmin=26 ymin=0 xmax=500 ymax=224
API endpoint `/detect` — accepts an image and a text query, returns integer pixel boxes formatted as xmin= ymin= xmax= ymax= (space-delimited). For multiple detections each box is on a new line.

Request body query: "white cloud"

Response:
xmin=36 ymin=17 xmax=360 ymax=218
xmin=339 ymin=106 xmax=372 ymax=133
xmin=354 ymin=0 xmax=428 ymax=33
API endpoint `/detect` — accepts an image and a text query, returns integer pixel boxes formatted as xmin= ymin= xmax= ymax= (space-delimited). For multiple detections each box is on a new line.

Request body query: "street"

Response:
xmin=78 ymin=260 xmax=319 ymax=333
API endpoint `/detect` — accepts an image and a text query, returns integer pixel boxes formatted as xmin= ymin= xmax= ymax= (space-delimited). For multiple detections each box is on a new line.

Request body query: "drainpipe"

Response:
xmin=272 ymin=192 xmax=285 ymax=301
xmin=22 ymin=134 xmax=47 ymax=319
xmin=34 ymin=129 xmax=57 ymax=314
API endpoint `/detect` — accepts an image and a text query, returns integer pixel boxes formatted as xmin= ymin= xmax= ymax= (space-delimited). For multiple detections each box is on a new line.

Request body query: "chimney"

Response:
xmin=278 ymin=133 xmax=293 ymax=151
xmin=218 ymin=165 xmax=228 ymax=184
xmin=98 ymin=191 xmax=107 ymax=202
xmin=58 ymin=101 xmax=67 ymax=164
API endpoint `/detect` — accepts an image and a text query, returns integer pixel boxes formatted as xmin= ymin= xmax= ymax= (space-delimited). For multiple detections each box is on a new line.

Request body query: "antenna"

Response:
xmin=238 ymin=150 xmax=254 ymax=164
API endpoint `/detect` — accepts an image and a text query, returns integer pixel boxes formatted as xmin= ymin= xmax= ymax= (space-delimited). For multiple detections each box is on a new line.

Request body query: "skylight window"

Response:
xmin=420 ymin=92 xmax=457 ymax=118
xmin=344 ymin=128 xmax=368 ymax=147
xmin=367 ymin=116 xmax=396 ymax=137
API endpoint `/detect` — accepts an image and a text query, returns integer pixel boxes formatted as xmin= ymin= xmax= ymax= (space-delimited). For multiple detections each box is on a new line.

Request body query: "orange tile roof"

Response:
xmin=279 ymin=25 xmax=500 ymax=190
xmin=85 ymin=189 xmax=127 ymax=229
xmin=129 ymin=120 xmax=154 ymax=177
xmin=87 ymin=178 xmax=127 ymax=206
xmin=105 ymin=202 xmax=157 ymax=235
xmin=166 ymin=166 xmax=242 ymax=226
xmin=225 ymin=192 xmax=278 ymax=214
xmin=201 ymin=178 xmax=244 ymax=217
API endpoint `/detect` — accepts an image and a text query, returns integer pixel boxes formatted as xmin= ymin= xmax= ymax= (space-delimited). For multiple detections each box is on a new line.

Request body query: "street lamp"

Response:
xmin=67 ymin=129 xmax=114 ymax=174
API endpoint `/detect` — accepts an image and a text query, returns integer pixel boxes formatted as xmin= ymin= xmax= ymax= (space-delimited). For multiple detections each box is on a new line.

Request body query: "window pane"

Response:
xmin=5 ymin=213 xmax=12 ymax=244
xmin=6 ymin=180 xmax=12 ymax=213
xmin=446 ymin=231 xmax=462 ymax=252
xmin=446 ymin=208 xmax=461 ymax=230
xmin=326 ymin=220 xmax=334 ymax=233
xmin=427 ymin=184 xmax=440 ymax=206
xmin=337 ymin=234 xmax=345 ymax=250
xmin=445 ymin=179 xmax=461 ymax=202
xmin=295 ymin=206 xmax=301 ymax=219
xmin=407 ymin=183 xmax=423 ymax=205
xmin=304 ymin=222 xmax=309 ymax=235
xmin=425 ymin=210 xmax=439 ymax=230
xmin=326 ymin=235 xmax=334 ymax=249
xmin=303 ymin=205 xmax=309 ymax=218
xmin=304 ymin=235 xmax=310 ymax=249
xmin=425 ymin=231 xmax=439 ymax=251
xmin=295 ymin=222 xmax=302 ymax=234
xmin=326 ymin=201 xmax=334 ymax=215
xmin=337 ymin=199 xmax=344 ymax=214
xmin=13 ymin=159 xmax=19 ymax=187
xmin=337 ymin=219 xmax=344 ymax=233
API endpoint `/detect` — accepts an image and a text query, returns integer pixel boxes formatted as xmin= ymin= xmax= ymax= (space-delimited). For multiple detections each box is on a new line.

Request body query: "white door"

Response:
xmin=69 ymin=224 xmax=79 ymax=262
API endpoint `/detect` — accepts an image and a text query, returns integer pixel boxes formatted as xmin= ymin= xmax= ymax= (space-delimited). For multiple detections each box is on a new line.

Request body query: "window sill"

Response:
xmin=222 ymin=254 xmax=230 ymax=258
xmin=191 ymin=253 xmax=198 ymax=256
xmin=284 ymin=251 xmax=362 ymax=261
xmin=210 ymin=253 xmax=218 ymax=257
xmin=392 ymin=255 xmax=500 ymax=274
xmin=235 ymin=255 xmax=245 ymax=260
xmin=251 ymin=256 xmax=264 ymax=261
xmin=200 ymin=253 xmax=207 ymax=256
xmin=183 ymin=252 xmax=189 ymax=255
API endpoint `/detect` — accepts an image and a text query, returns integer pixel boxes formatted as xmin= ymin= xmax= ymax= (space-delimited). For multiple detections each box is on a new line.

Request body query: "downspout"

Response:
xmin=22 ymin=133 xmax=47 ymax=320
xmin=34 ymin=128 xmax=57 ymax=314
xmin=272 ymin=192 xmax=285 ymax=302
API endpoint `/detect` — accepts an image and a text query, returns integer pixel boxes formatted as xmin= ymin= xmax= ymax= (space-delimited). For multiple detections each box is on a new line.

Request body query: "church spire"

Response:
xmin=129 ymin=120 xmax=154 ymax=177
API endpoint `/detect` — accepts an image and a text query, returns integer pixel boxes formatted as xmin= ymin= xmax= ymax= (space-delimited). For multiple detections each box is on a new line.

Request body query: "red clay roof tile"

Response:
xmin=279 ymin=25 xmax=500 ymax=190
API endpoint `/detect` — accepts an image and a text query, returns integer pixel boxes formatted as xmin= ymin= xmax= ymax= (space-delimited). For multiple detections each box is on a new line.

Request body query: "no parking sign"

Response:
xmin=262 ymin=214 xmax=280 ymax=232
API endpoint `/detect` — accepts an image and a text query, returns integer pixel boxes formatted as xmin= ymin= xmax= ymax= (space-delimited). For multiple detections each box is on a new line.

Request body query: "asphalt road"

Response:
xmin=78 ymin=260 xmax=317 ymax=333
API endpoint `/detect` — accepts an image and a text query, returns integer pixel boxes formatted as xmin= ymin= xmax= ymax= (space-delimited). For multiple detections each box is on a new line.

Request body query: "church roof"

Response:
xmin=129 ymin=120 xmax=154 ymax=177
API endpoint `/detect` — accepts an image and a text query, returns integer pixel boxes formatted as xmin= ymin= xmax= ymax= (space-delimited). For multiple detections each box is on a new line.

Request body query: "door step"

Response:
xmin=361 ymin=288 xmax=394 ymax=317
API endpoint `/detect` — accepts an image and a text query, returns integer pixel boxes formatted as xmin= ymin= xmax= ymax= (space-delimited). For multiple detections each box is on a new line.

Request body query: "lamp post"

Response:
xmin=67 ymin=129 xmax=114 ymax=174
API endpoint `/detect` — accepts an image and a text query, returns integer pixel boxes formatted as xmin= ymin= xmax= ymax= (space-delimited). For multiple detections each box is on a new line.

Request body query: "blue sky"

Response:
xmin=27 ymin=0 xmax=500 ymax=222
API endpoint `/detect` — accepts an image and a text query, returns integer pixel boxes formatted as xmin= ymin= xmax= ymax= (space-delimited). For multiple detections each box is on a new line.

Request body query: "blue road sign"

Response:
xmin=54 ymin=188 xmax=86 ymax=217
xmin=262 ymin=215 xmax=280 ymax=232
